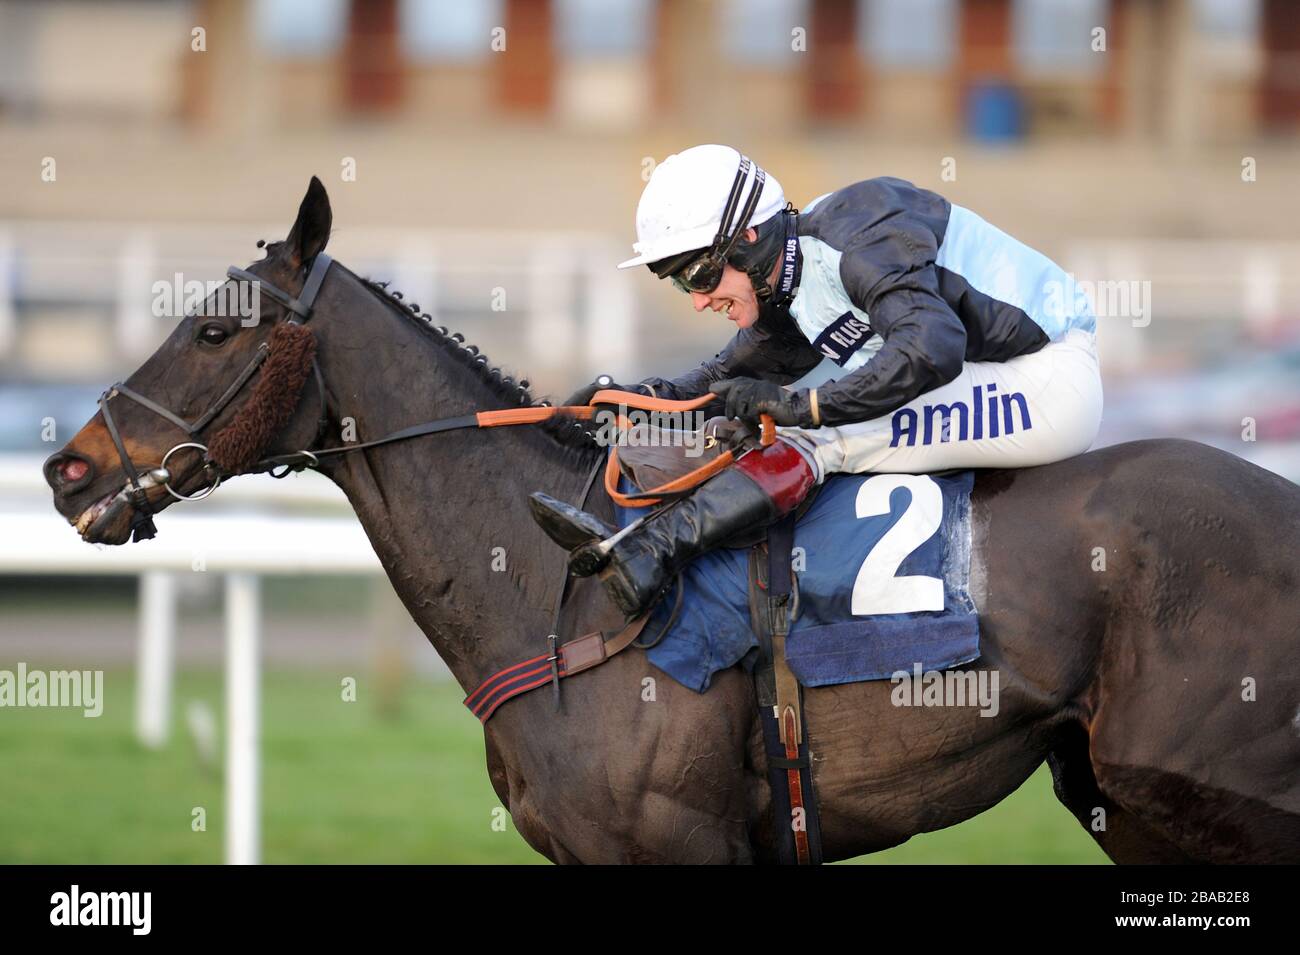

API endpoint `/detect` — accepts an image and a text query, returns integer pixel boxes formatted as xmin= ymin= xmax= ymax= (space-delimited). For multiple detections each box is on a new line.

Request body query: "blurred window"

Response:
xmin=554 ymin=0 xmax=653 ymax=128
xmin=254 ymin=0 xmax=348 ymax=57
xmin=401 ymin=0 xmax=504 ymax=62
xmin=859 ymin=0 xmax=955 ymax=70
xmin=721 ymin=0 xmax=810 ymax=69
xmin=1013 ymin=0 xmax=1106 ymax=73
xmin=1193 ymin=0 xmax=1260 ymax=40
xmin=556 ymin=0 xmax=653 ymax=57
xmin=0 ymin=1 xmax=192 ymax=117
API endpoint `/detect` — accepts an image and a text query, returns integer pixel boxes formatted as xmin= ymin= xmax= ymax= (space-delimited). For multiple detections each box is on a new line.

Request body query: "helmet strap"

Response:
xmin=736 ymin=206 xmax=800 ymax=308
xmin=701 ymin=157 xmax=767 ymax=282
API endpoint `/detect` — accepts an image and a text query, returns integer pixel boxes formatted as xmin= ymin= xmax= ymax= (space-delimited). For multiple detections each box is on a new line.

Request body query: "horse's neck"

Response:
xmin=316 ymin=310 xmax=595 ymax=690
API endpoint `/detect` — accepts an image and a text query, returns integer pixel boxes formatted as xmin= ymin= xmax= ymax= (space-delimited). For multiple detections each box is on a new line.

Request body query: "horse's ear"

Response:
xmin=285 ymin=176 xmax=332 ymax=270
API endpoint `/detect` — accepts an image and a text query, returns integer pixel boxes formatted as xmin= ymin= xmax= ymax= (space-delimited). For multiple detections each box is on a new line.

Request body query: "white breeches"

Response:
xmin=779 ymin=329 xmax=1103 ymax=481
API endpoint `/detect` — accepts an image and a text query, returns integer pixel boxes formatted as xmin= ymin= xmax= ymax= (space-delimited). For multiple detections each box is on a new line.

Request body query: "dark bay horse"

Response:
xmin=46 ymin=179 xmax=1300 ymax=863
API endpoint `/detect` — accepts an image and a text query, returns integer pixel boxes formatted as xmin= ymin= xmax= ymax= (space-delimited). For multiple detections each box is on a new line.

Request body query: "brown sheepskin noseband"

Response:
xmin=206 ymin=322 xmax=317 ymax=473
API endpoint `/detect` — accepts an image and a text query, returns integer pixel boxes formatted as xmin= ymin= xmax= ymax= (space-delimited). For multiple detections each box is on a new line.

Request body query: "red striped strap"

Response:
xmin=781 ymin=705 xmax=812 ymax=865
xmin=464 ymin=614 xmax=651 ymax=723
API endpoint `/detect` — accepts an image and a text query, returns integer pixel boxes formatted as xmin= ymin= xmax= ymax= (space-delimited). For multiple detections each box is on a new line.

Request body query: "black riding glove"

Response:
xmin=562 ymin=375 xmax=647 ymax=408
xmin=709 ymin=378 xmax=813 ymax=429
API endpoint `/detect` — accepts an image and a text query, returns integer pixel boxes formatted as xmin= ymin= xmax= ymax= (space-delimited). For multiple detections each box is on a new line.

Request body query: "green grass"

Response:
xmin=0 ymin=669 xmax=1107 ymax=864
xmin=860 ymin=770 xmax=1109 ymax=864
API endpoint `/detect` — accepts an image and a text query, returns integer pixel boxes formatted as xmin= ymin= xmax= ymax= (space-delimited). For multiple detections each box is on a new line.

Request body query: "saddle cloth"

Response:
xmin=611 ymin=450 xmax=980 ymax=693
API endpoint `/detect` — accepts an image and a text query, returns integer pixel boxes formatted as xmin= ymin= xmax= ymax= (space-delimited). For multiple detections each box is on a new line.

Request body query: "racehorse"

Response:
xmin=45 ymin=179 xmax=1300 ymax=863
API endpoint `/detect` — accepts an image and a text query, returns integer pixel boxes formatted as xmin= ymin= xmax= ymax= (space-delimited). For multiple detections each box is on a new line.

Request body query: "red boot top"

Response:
xmin=733 ymin=439 xmax=815 ymax=516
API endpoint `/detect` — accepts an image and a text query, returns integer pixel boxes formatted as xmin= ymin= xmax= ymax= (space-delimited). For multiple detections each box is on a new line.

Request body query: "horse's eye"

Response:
xmin=199 ymin=324 xmax=229 ymax=346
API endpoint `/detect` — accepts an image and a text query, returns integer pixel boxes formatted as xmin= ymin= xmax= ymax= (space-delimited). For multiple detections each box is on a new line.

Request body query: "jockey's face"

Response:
xmin=688 ymin=262 xmax=760 ymax=329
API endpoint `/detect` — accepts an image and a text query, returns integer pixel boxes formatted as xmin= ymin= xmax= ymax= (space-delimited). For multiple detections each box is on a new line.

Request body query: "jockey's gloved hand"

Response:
xmin=705 ymin=415 xmax=761 ymax=451
xmin=709 ymin=378 xmax=812 ymax=429
xmin=562 ymin=375 xmax=647 ymax=408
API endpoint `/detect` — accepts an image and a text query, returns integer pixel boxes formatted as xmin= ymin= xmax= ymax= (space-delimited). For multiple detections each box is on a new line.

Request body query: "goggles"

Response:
xmin=670 ymin=251 xmax=727 ymax=295
xmin=666 ymin=157 xmax=766 ymax=295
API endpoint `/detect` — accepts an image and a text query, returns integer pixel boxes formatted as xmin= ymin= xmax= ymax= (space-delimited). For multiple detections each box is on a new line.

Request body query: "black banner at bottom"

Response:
xmin=0 ymin=864 xmax=1287 ymax=940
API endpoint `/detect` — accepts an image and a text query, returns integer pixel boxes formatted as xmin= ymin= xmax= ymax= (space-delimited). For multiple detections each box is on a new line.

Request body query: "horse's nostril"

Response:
xmin=43 ymin=452 xmax=94 ymax=492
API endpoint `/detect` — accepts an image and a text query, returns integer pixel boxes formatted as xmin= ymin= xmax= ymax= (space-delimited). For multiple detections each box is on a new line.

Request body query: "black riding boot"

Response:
xmin=529 ymin=440 xmax=816 ymax=618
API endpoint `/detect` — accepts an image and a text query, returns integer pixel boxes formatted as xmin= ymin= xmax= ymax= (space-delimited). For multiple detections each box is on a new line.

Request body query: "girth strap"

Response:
xmin=464 ymin=613 xmax=651 ymax=723
xmin=749 ymin=513 xmax=824 ymax=866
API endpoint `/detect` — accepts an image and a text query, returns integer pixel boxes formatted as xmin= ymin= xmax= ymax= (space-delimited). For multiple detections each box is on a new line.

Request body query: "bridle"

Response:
xmin=97 ymin=251 xmax=334 ymax=542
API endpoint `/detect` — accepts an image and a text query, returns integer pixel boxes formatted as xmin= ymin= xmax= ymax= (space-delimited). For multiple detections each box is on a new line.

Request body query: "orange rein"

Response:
xmin=476 ymin=390 xmax=774 ymax=508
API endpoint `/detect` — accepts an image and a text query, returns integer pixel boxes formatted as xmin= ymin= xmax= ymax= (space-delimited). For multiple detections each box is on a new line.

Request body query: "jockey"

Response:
xmin=530 ymin=144 xmax=1102 ymax=619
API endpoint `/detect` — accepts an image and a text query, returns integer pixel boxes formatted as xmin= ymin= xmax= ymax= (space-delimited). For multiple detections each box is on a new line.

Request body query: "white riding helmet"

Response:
xmin=617 ymin=144 xmax=786 ymax=270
